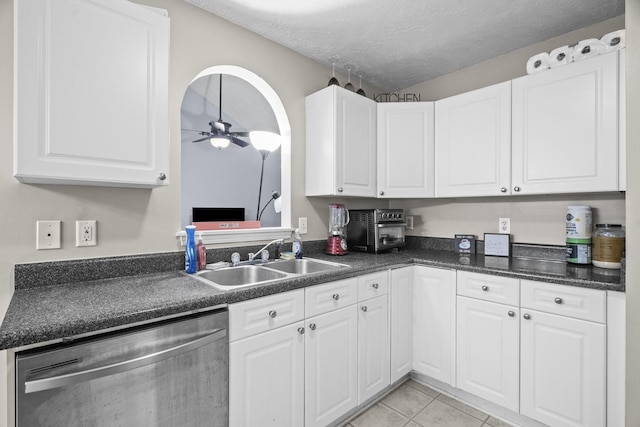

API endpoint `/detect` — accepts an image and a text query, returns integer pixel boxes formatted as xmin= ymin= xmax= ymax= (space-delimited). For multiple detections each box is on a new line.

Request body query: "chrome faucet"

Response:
xmin=249 ymin=238 xmax=285 ymax=261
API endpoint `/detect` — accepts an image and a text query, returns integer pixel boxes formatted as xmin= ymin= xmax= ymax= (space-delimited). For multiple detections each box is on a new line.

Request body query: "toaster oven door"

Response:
xmin=376 ymin=223 xmax=406 ymax=251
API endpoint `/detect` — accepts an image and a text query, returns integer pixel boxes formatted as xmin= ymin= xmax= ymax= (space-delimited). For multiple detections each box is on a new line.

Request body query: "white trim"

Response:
xmin=176 ymin=227 xmax=293 ymax=246
xmin=179 ymin=65 xmax=292 ymax=244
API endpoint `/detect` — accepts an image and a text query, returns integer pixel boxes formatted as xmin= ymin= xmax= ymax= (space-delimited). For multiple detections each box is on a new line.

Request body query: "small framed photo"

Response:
xmin=455 ymin=234 xmax=476 ymax=254
xmin=484 ymin=233 xmax=510 ymax=257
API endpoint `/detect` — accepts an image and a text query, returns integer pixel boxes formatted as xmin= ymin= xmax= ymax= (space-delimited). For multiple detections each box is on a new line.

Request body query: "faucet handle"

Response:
xmin=231 ymin=252 xmax=241 ymax=266
xmin=261 ymin=250 xmax=270 ymax=261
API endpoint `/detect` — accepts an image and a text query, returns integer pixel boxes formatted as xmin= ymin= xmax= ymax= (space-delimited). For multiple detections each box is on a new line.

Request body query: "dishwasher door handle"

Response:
xmin=25 ymin=328 xmax=227 ymax=394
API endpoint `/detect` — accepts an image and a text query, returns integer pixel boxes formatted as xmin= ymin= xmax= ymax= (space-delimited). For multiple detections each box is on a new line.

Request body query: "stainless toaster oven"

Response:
xmin=346 ymin=209 xmax=406 ymax=253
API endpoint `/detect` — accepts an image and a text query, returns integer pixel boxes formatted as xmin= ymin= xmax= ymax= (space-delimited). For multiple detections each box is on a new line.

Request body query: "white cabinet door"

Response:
xmin=305 ymin=86 xmax=377 ymax=197
xmin=520 ymin=309 xmax=606 ymax=427
xmin=435 ymin=81 xmax=512 ymax=197
xmin=413 ymin=266 xmax=455 ymax=384
xmin=390 ymin=267 xmax=413 ymax=383
xmin=456 ymin=296 xmax=519 ymax=412
xmin=358 ymin=295 xmax=390 ymax=404
xmin=377 ymin=102 xmax=435 ymax=198
xmin=305 ymin=305 xmax=358 ymax=427
xmin=619 ymin=49 xmax=626 ymax=191
xmin=512 ymin=52 xmax=619 ymax=195
xmin=14 ymin=0 xmax=170 ymax=188
xmin=229 ymin=321 xmax=305 ymax=427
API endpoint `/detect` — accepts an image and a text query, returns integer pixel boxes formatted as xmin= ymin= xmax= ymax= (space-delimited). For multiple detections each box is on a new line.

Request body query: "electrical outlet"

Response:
xmin=499 ymin=217 xmax=511 ymax=234
xmin=298 ymin=217 xmax=308 ymax=234
xmin=76 ymin=220 xmax=97 ymax=247
xmin=406 ymin=215 xmax=414 ymax=230
xmin=37 ymin=220 xmax=61 ymax=250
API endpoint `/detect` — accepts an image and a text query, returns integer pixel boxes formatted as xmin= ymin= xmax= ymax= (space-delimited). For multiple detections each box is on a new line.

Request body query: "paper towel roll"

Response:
xmin=601 ymin=29 xmax=626 ymax=50
xmin=572 ymin=38 xmax=607 ymax=62
xmin=526 ymin=52 xmax=550 ymax=75
xmin=549 ymin=45 xmax=574 ymax=68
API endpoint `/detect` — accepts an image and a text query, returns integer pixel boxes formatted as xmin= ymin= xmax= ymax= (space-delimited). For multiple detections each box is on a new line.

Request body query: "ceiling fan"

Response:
xmin=191 ymin=74 xmax=250 ymax=148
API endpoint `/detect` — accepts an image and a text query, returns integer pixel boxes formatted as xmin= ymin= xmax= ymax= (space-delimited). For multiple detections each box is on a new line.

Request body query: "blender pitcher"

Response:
xmin=327 ymin=204 xmax=350 ymax=255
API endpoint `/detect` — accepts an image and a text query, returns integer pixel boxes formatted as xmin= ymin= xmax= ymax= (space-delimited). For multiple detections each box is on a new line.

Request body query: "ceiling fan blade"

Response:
xmin=230 ymin=136 xmax=250 ymax=147
xmin=232 ymin=131 xmax=251 ymax=137
xmin=192 ymin=135 xmax=211 ymax=143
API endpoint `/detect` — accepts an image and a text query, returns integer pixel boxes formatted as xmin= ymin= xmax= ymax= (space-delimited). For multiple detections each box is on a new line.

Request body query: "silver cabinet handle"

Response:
xmin=361 ymin=306 xmax=368 ymax=312
xmin=309 ymin=323 xmax=316 ymax=330
xmin=372 ymin=283 xmax=379 ymax=289
xmin=338 ymin=187 xmax=343 ymax=193
xmin=554 ymin=297 xmax=563 ymax=304
xmin=523 ymin=313 xmax=531 ymax=320
xmin=481 ymin=285 xmax=489 ymax=291
xmin=332 ymin=294 xmax=340 ymax=300
xmin=25 ymin=328 xmax=226 ymax=394
xmin=268 ymin=310 xmax=277 ymax=318
xmin=158 ymin=172 xmax=167 ymax=181
xmin=379 ymin=191 xmax=385 ymax=196
xmin=508 ymin=311 xmax=515 ymax=317
xmin=513 ymin=186 xmax=521 ymax=192
xmin=500 ymin=187 xmax=507 ymax=193
xmin=298 ymin=327 xmax=305 ymax=335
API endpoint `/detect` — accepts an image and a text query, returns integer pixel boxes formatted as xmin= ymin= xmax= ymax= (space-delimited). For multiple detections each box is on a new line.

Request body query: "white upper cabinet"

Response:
xmin=511 ymin=52 xmax=619 ymax=195
xmin=14 ymin=0 xmax=170 ymax=188
xmin=435 ymin=82 xmax=512 ymax=197
xmin=619 ymin=49 xmax=626 ymax=191
xmin=377 ymin=102 xmax=435 ymax=198
xmin=305 ymin=86 xmax=377 ymax=197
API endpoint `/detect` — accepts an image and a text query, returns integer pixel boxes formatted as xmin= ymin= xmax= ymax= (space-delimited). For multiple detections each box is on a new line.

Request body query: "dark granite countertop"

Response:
xmin=0 ymin=242 xmax=623 ymax=351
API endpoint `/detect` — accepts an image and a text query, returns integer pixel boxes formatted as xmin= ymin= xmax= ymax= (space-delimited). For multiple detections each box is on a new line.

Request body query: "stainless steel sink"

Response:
xmin=191 ymin=258 xmax=349 ymax=290
xmin=262 ymin=258 xmax=349 ymax=275
xmin=194 ymin=265 xmax=288 ymax=289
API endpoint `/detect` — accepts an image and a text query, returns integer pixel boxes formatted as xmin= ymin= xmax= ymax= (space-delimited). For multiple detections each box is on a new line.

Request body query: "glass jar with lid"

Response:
xmin=592 ymin=224 xmax=625 ymax=269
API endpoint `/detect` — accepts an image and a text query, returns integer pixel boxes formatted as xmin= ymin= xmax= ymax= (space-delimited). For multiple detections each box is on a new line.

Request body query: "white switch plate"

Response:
xmin=37 ymin=220 xmax=61 ymax=250
xmin=406 ymin=216 xmax=414 ymax=230
xmin=298 ymin=217 xmax=308 ymax=234
xmin=499 ymin=217 xmax=511 ymax=234
xmin=76 ymin=220 xmax=97 ymax=247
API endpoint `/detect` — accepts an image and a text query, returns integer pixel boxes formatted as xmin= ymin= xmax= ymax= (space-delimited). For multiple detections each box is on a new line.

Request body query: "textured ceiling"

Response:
xmin=184 ymin=0 xmax=624 ymax=92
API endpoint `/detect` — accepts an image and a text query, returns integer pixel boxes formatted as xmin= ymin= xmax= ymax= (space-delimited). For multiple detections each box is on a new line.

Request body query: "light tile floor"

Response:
xmin=343 ymin=379 xmax=514 ymax=427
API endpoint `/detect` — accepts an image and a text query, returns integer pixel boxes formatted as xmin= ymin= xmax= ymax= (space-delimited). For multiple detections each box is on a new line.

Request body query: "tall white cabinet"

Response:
xmin=14 ymin=0 xmax=170 ymax=188
xmin=511 ymin=52 xmax=620 ymax=195
xmin=377 ymin=103 xmax=435 ymax=198
xmin=435 ymin=82 xmax=512 ymax=197
xmin=305 ymin=86 xmax=377 ymax=197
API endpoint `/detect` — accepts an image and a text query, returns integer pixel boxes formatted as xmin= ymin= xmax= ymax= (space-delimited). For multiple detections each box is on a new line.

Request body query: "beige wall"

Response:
xmin=0 ymin=0 xmax=631 ymax=425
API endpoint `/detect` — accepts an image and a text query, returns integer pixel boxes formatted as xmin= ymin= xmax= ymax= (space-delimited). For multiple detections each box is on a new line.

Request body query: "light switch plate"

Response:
xmin=298 ymin=217 xmax=308 ymax=234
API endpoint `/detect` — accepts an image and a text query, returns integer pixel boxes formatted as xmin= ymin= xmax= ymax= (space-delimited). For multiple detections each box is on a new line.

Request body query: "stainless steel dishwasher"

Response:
xmin=16 ymin=308 xmax=228 ymax=427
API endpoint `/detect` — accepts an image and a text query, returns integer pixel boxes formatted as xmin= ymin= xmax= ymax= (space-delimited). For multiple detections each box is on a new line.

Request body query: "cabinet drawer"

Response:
xmin=358 ymin=270 xmax=389 ymax=301
xmin=521 ymin=280 xmax=606 ymax=323
xmin=306 ymin=278 xmax=358 ymax=317
xmin=229 ymin=289 xmax=305 ymax=341
xmin=457 ymin=271 xmax=519 ymax=305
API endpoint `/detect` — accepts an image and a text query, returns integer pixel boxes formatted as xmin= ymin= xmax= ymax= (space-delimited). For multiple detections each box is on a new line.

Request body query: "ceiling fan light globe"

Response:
xmin=210 ymin=136 xmax=231 ymax=149
xmin=250 ymin=131 xmax=281 ymax=152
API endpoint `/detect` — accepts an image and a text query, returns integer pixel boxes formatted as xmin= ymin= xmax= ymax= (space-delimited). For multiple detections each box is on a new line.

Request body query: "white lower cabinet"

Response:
xmin=412 ymin=266 xmax=455 ymax=384
xmin=357 ymin=295 xmax=389 ymax=403
xmin=305 ymin=305 xmax=359 ymax=427
xmin=229 ymin=321 xmax=305 ymax=427
xmin=456 ymin=296 xmax=520 ymax=412
xmin=390 ymin=267 xmax=414 ymax=383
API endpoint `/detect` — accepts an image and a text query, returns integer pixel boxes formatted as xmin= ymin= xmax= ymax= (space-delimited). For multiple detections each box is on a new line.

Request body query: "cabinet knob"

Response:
xmin=372 ymin=283 xmax=379 ymax=289
xmin=500 ymin=187 xmax=507 ymax=193
xmin=332 ymin=293 xmax=340 ymax=300
xmin=523 ymin=313 xmax=531 ymax=320
xmin=298 ymin=327 xmax=305 ymax=335
xmin=554 ymin=297 xmax=563 ymax=304
xmin=338 ymin=187 xmax=344 ymax=193
xmin=309 ymin=323 xmax=317 ymax=330
xmin=158 ymin=172 xmax=167 ymax=181
xmin=481 ymin=285 xmax=489 ymax=291
xmin=379 ymin=191 xmax=385 ymax=196
xmin=513 ymin=186 xmax=521 ymax=192
xmin=268 ymin=310 xmax=277 ymax=318
xmin=508 ymin=311 xmax=515 ymax=317
xmin=361 ymin=306 xmax=368 ymax=312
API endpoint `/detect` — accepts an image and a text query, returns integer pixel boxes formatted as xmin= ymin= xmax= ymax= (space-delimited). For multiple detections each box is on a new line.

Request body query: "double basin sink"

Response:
xmin=191 ymin=258 xmax=350 ymax=290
